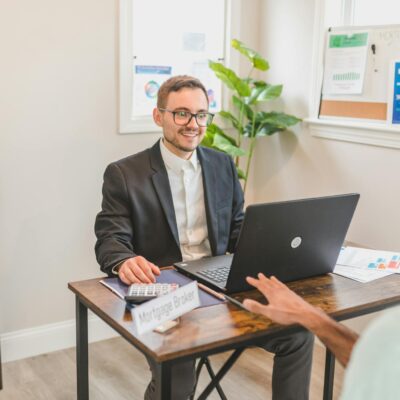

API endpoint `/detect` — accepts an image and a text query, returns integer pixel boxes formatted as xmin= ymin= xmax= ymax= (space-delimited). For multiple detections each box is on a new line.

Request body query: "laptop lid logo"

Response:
xmin=291 ymin=237 xmax=302 ymax=249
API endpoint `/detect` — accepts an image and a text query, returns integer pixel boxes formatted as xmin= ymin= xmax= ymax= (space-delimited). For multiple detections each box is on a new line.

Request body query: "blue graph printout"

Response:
xmin=392 ymin=61 xmax=400 ymax=124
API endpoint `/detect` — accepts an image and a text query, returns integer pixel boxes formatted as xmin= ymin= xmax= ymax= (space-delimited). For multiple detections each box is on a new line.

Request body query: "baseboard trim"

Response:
xmin=1 ymin=315 xmax=119 ymax=363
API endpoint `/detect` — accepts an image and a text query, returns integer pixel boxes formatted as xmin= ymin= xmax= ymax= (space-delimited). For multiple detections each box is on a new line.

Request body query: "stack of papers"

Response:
xmin=333 ymin=247 xmax=400 ymax=283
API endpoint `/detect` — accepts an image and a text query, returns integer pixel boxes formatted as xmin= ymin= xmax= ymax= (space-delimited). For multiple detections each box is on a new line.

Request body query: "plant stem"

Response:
xmin=243 ymin=109 xmax=257 ymax=195
xmin=243 ymin=137 xmax=256 ymax=195
xmin=235 ymin=67 xmax=254 ymax=167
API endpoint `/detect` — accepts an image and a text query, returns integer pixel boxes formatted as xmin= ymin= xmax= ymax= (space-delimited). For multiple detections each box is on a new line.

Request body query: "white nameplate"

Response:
xmin=132 ymin=281 xmax=200 ymax=335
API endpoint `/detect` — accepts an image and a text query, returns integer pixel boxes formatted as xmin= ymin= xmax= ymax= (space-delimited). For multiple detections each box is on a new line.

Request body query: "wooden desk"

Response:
xmin=69 ymin=273 xmax=400 ymax=400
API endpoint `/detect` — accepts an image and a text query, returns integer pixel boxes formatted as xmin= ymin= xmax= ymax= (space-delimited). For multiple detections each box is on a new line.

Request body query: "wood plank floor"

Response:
xmin=0 ymin=338 xmax=344 ymax=399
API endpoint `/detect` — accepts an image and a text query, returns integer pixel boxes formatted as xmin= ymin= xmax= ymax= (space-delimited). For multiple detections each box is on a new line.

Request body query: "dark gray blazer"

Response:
xmin=95 ymin=140 xmax=244 ymax=275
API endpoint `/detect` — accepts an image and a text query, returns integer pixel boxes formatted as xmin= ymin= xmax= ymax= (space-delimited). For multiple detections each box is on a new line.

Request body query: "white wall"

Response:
xmin=0 ymin=0 xmax=261 ymax=360
xmin=0 ymin=0 xmax=160 ymax=336
xmin=254 ymin=0 xmax=400 ymax=250
xmin=252 ymin=0 xmax=400 ymax=331
xmin=2 ymin=0 xmax=390 ymax=360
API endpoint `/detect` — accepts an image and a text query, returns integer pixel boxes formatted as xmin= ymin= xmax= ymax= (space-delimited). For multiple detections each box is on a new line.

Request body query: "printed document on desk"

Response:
xmin=333 ymin=246 xmax=399 ymax=283
xmin=337 ymin=247 xmax=400 ymax=273
xmin=333 ymin=264 xmax=394 ymax=283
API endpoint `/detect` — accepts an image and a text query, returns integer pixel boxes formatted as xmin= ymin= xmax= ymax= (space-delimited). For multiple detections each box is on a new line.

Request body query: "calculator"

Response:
xmin=125 ymin=283 xmax=179 ymax=303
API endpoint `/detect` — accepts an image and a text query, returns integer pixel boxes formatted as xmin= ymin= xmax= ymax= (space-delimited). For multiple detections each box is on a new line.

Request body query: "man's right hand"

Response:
xmin=118 ymin=256 xmax=161 ymax=284
xmin=243 ymin=273 xmax=318 ymax=327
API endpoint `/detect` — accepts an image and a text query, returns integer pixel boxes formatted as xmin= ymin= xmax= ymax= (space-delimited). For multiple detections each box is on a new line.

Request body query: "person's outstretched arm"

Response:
xmin=243 ymin=274 xmax=359 ymax=367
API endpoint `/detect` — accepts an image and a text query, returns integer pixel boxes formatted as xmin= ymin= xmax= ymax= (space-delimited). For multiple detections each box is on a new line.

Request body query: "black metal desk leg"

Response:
xmin=76 ymin=297 xmax=89 ymax=400
xmin=323 ymin=349 xmax=335 ymax=400
xmin=154 ymin=361 xmax=172 ymax=400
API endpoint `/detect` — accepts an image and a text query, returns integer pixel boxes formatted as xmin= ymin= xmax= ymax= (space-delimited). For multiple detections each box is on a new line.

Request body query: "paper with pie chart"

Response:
xmin=132 ymin=65 xmax=172 ymax=117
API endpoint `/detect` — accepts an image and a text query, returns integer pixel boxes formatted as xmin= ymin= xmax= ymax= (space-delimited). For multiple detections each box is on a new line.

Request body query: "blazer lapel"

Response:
xmin=149 ymin=141 xmax=180 ymax=250
xmin=197 ymin=147 xmax=218 ymax=255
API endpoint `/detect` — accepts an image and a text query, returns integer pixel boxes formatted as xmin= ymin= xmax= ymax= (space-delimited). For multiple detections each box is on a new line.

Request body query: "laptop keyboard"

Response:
xmin=197 ymin=266 xmax=230 ymax=283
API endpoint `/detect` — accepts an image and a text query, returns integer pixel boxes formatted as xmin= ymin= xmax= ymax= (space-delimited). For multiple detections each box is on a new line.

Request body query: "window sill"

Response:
xmin=305 ymin=118 xmax=400 ymax=149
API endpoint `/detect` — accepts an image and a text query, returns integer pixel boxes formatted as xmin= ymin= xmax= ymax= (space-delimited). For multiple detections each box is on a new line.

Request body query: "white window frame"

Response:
xmin=119 ymin=0 xmax=240 ymax=134
xmin=306 ymin=0 xmax=400 ymax=149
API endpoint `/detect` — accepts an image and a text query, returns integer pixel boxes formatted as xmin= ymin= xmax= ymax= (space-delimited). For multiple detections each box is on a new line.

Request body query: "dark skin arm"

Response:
xmin=243 ymin=274 xmax=359 ymax=367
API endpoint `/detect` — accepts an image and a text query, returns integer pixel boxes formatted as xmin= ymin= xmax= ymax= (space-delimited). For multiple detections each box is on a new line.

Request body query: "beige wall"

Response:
xmin=0 ymin=0 xmax=260 ymax=335
xmin=254 ymin=0 xmax=400 ymax=251
xmin=0 ymin=0 xmax=160 ymax=333
xmin=252 ymin=0 xmax=400 ymax=331
xmin=2 ymin=0 xmax=395 ymax=341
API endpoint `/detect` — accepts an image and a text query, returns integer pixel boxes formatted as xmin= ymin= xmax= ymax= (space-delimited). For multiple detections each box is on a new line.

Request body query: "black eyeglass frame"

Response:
xmin=158 ymin=108 xmax=215 ymax=127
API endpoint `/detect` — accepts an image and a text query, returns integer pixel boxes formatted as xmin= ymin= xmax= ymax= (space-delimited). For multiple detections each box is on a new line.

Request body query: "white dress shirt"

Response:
xmin=340 ymin=306 xmax=400 ymax=400
xmin=160 ymin=139 xmax=211 ymax=261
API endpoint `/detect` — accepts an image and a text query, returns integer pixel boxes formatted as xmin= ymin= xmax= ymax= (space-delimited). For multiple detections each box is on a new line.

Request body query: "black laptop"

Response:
xmin=174 ymin=193 xmax=359 ymax=293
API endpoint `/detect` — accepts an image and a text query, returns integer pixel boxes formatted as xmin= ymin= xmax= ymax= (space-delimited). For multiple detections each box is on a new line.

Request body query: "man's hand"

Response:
xmin=243 ymin=273 xmax=317 ymax=326
xmin=244 ymin=273 xmax=359 ymax=368
xmin=118 ymin=256 xmax=161 ymax=284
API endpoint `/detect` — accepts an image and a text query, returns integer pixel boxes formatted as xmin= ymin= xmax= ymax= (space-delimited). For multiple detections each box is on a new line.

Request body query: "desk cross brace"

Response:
xmin=194 ymin=348 xmax=244 ymax=400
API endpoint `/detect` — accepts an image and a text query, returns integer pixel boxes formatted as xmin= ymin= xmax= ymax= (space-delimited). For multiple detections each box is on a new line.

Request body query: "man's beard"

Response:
xmin=164 ymin=128 xmax=200 ymax=153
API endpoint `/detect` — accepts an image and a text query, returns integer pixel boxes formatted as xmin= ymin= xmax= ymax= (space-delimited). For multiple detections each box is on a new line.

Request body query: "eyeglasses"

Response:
xmin=158 ymin=108 xmax=214 ymax=127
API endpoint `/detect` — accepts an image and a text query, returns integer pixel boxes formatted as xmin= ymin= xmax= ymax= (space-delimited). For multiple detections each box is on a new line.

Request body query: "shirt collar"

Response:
xmin=160 ymin=138 xmax=198 ymax=173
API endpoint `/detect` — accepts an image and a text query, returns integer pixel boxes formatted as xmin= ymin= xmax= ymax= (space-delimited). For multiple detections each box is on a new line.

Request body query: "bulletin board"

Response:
xmin=319 ymin=25 xmax=400 ymax=122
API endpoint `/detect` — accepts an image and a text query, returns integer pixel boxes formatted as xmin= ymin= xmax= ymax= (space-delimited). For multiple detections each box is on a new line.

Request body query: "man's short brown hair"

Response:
xmin=157 ymin=75 xmax=209 ymax=109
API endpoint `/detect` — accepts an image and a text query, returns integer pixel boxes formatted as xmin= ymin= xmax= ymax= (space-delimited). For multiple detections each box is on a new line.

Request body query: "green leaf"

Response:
xmin=213 ymin=133 xmax=246 ymax=157
xmin=247 ymin=85 xmax=266 ymax=105
xmin=218 ymin=111 xmax=243 ymax=132
xmin=209 ymin=61 xmax=251 ymax=97
xmin=206 ymin=123 xmax=237 ymax=146
xmin=236 ymin=167 xmax=246 ymax=180
xmin=201 ymin=129 xmax=214 ymax=147
xmin=252 ymin=113 xmax=300 ymax=138
xmin=203 ymin=124 xmax=245 ymax=156
xmin=231 ymin=39 xmax=269 ymax=71
xmin=249 ymin=84 xmax=283 ymax=104
xmin=253 ymin=80 xmax=268 ymax=87
xmin=255 ymin=124 xmax=284 ymax=137
xmin=257 ymin=111 xmax=301 ymax=128
xmin=232 ymin=96 xmax=253 ymax=121
xmin=242 ymin=122 xmax=254 ymax=138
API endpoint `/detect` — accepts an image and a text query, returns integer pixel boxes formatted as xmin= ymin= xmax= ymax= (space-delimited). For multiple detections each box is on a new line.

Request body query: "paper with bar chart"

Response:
xmin=333 ymin=246 xmax=400 ymax=283
xmin=337 ymin=247 xmax=400 ymax=272
xmin=322 ymin=32 xmax=369 ymax=95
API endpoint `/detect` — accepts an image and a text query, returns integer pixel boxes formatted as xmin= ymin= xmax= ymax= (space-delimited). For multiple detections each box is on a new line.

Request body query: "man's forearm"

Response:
xmin=300 ymin=307 xmax=359 ymax=367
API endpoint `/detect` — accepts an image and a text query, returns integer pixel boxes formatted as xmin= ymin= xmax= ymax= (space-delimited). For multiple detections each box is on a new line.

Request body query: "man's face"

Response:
xmin=153 ymin=88 xmax=209 ymax=159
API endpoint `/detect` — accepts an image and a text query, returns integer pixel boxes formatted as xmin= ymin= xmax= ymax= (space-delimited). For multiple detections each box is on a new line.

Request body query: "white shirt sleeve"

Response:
xmin=340 ymin=306 xmax=400 ymax=400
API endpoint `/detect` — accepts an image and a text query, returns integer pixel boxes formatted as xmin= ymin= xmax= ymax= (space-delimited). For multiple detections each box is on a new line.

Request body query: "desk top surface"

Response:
xmin=68 ymin=273 xmax=400 ymax=362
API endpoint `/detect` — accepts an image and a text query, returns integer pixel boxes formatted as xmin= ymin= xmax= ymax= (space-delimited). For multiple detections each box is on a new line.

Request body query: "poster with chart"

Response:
xmin=132 ymin=65 xmax=172 ymax=117
xmin=322 ymin=32 xmax=369 ymax=95
xmin=319 ymin=25 xmax=400 ymax=121
xmin=131 ymin=0 xmax=225 ymax=118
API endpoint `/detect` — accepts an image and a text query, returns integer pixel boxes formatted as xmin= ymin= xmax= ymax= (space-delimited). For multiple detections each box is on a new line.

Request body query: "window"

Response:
xmin=352 ymin=0 xmax=399 ymax=26
xmin=119 ymin=0 xmax=232 ymax=134
xmin=308 ymin=0 xmax=400 ymax=149
xmin=324 ymin=0 xmax=400 ymax=27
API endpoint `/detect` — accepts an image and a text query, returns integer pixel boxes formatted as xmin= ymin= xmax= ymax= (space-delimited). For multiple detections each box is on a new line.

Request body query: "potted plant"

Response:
xmin=202 ymin=39 xmax=301 ymax=195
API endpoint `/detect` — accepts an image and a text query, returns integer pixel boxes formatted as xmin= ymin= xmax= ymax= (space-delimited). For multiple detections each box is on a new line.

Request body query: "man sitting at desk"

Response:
xmin=244 ymin=273 xmax=400 ymax=400
xmin=95 ymin=75 xmax=314 ymax=400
